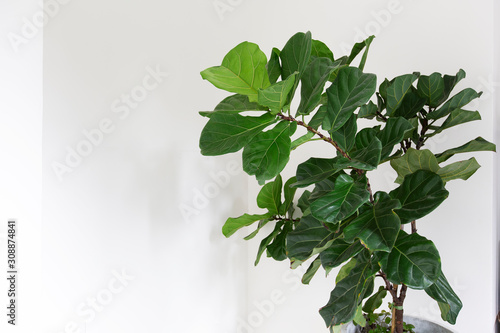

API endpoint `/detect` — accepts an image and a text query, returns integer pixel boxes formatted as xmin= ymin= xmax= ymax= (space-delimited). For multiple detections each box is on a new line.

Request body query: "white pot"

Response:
xmin=341 ymin=316 xmax=453 ymax=333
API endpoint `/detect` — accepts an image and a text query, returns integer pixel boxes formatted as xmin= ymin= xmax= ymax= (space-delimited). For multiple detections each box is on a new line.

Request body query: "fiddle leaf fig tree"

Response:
xmin=198 ymin=32 xmax=496 ymax=333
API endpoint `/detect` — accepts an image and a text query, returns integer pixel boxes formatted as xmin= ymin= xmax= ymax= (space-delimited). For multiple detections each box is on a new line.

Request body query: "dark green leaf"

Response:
xmin=201 ymin=41 xmax=270 ymax=102
xmin=257 ymin=175 xmax=282 ymax=215
xmin=222 ymin=212 xmax=273 ymax=237
xmin=434 ymin=137 xmax=496 ymax=163
xmin=428 ymin=88 xmax=482 ymax=120
xmin=258 ymin=73 xmax=297 ymax=114
xmin=243 ymin=121 xmax=295 ymax=182
xmin=386 ymin=73 xmax=419 ymax=115
xmin=355 ymin=126 xmax=381 ymax=151
xmin=350 ymin=136 xmax=383 ymax=170
xmin=309 ymin=104 xmax=327 ymax=129
xmin=323 ymin=67 xmax=376 ymax=132
xmin=390 ymin=148 xmax=440 ymax=183
xmin=427 ymin=109 xmax=481 ymax=137
xmin=244 ymin=219 xmax=272 ymax=240
xmin=320 ymin=239 xmax=364 ymax=269
xmin=436 ymin=69 xmax=466 ymax=106
xmin=311 ymin=39 xmax=334 ymax=61
xmin=377 ymin=231 xmax=441 ymax=289
xmin=389 ymin=170 xmax=449 ymax=224
xmin=437 ymin=157 xmax=481 ymax=182
xmin=425 ymin=270 xmax=463 ymax=324
xmin=363 ymin=286 xmax=387 ymax=314
xmin=255 ymin=221 xmax=284 ymax=265
xmin=357 ymin=101 xmax=378 ymax=119
xmin=302 ymin=256 xmax=322 ymax=285
xmin=200 ymin=112 xmax=277 ymax=156
xmin=267 ymin=222 xmax=291 ymax=261
xmin=377 ymin=117 xmax=415 ymax=160
xmin=281 ymin=176 xmax=297 ymax=215
xmin=297 ymin=190 xmax=312 ymax=213
xmin=267 ymin=47 xmax=281 ymax=84
xmin=280 ymin=31 xmax=312 ymax=81
xmin=346 ymin=36 xmax=375 ymax=70
xmin=200 ymin=94 xmax=268 ymax=117
xmin=392 ymin=88 xmax=426 ymax=119
xmin=417 ymin=72 xmax=445 ymax=107
xmin=330 ymin=113 xmax=357 ymax=153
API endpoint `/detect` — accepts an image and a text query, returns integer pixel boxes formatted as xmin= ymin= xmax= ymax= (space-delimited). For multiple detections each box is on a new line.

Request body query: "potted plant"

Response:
xmin=198 ymin=31 xmax=496 ymax=332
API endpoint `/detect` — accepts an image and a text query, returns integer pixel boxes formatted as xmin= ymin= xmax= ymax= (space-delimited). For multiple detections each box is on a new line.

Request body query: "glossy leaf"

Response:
xmin=425 ymin=271 xmax=463 ymax=324
xmin=243 ymin=121 xmax=295 ymax=182
xmin=311 ymin=39 xmax=334 ymax=61
xmin=222 ymin=212 xmax=273 ymax=237
xmin=257 ymin=175 xmax=282 ymax=215
xmin=200 ymin=112 xmax=276 ymax=156
xmin=435 ymin=137 xmax=496 ymax=163
xmin=302 ymin=256 xmax=322 ymax=285
xmin=344 ymin=192 xmax=402 ymax=252
xmin=386 ymin=73 xmax=419 ymax=115
xmin=417 ymin=72 xmax=445 ymax=107
xmin=392 ymin=88 xmax=426 ymax=119
xmin=427 ymin=109 xmax=481 ymax=137
xmin=390 ymin=148 xmax=440 ymax=183
xmin=428 ymin=88 xmax=482 ymax=120
xmin=378 ymin=231 xmax=441 ymax=289
xmin=437 ymin=157 xmax=481 ymax=182
xmin=258 ymin=73 xmax=297 ymax=114
xmin=267 ymin=47 xmax=281 ymax=84
xmin=389 ymin=170 xmax=449 ymax=223
xmin=355 ymin=126 xmax=380 ymax=151
xmin=330 ymin=113 xmax=357 ymax=153
xmin=201 ymin=41 xmax=270 ymax=102
xmin=323 ymin=67 xmax=376 ymax=132
xmin=310 ymin=174 xmax=370 ymax=224
xmin=377 ymin=117 xmax=414 ymax=160
xmin=320 ymin=239 xmax=364 ymax=269
xmin=350 ymin=136 xmax=383 ymax=170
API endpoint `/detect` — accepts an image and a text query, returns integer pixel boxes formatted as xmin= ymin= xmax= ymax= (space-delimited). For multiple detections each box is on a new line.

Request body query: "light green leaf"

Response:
xmin=425 ymin=270 xmax=463 ymax=325
xmin=389 ymin=170 xmax=449 ymax=224
xmin=243 ymin=121 xmax=295 ymax=182
xmin=257 ymin=175 xmax=282 ymax=215
xmin=258 ymin=73 xmax=297 ymax=114
xmin=437 ymin=157 xmax=481 ymax=182
xmin=200 ymin=112 xmax=277 ymax=156
xmin=390 ymin=148 xmax=440 ymax=183
xmin=435 ymin=137 xmax=496 ymax=163
xmin=323 ymin=66 xmax=376 ymax=132
xmin=386 ymin=73 xmax=419 ymax=115
xmin=302 ymin=256 xmax=322 ymax=285
xmin=427 ymin=109 xmax=481 ymax=137
xmin=201 ymin=41 xmax=270 ymax=102
xmin=310 ymin=174 xmax=370 ymax=224
xmin=377 ymin=231 xmax=441 ymax=289
xmin=267 ymin=47 xmax=281 ymax=84
xmin=291 ymin=131 xmax=315 ymax=150
xmin=428 ymin=88 xmax=482 ymax=120
xmin=200 ymin=94 xmax=268 ymax=117
xmin=353 ymin=305 xmax=367 ymax=328
xmin=222 ymin=212 xmax=273 ymax=237
xmin=417 ymin=72 xmax=445 ymax=107
xmin=335 ymin=258 xmax=357 ymax=283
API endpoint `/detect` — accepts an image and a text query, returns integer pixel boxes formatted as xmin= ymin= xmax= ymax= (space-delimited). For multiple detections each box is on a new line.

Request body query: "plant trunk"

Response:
xmin=394 ymin=306 xmax=404 ymax=333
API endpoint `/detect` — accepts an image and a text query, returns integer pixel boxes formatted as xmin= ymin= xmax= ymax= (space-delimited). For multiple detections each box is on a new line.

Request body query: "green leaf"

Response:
xmin=309 ymin=104 xmax=328 ymax=129
xmin=437 ymin=69 xmax=466 ymax=106
xmin=392 ymin=88 xmax=426 ymax=119
xmin=257 ymin=175 xmax=282 ymax=215
xmin=244 ymin=219 xmax=272 ymax=240
xmin=302 ymin=256 xmax=322 ymax=285
xmin=330 ymin=113 xmax=357 ymax=153
xmin=320 ymin=239 xmax=364 ymax=269
xmin=386 ymin=73 xmax=419 ymax=115
xmin=357 ymin=101 xmax=378 ymax=119
xmin=200 ymin=94 xmax=268 ymax=117
xmin=434 ymin=137 xmax=496 ymax=163
xmin=427 ymin=109 xmax=481 ymax=137
xmin=428 ymin=88 xmax=482 ymax=120
xmin=311 ymin=39 xmax=334 ymax=61
xmin=291 ymin=131 xmax=315 ymax=150
xmin=437 ymin=157 xmax=481 ymax=182
xmin=425 ymin=270 xmax=463 ymax=324
xmin=310 ymin=174 xmax=370 ymax=224
xmin=389 ymin=170 xmax=449 ymax=224
xmin=201 ymin=41 xmax=270 ymax=102
xmin=267 ymin=222 xmax=291 ymax=261
xmin=255 ymin=221 xmax=283 ymax=265
xmin=377 ymin=231 xmax=441 ymax=289
xmin=320 ymin=253 xmax=377 ymax=327
xmin=355 ymin=126 xmax=381 ymax=150
xmin=350 ymin=136 xmax=383 ymax=170
xmin=377 ymin=117 xmax=415 ymax=160
xmin=267 ymin=47 xmax=281 ymax=84
xmin=258 ymin=73 xmax=297 ymax=114
xmin=286 ymin=215 xmax=340 ymax=261
xmin=222 ymin=212 xmax=273 ymax=237
xmin=417 ymin=72 xmax=445 ymax=107
xmin=298 ymin=57 xmax=340 ymax=115
xmin=297 ymin=190 xmax=312 ymax=214
xmin=346 ymin=36 xmax=375 ymax=70
xmin=200 ymin=112 xmax=277 ymax=156
xmin=335 ymin=258 xmax=357 ymax=283
xmin=353 ymin=305 xmax=367 ymax=328
xmin=390 ymin=148 xmax=440 ymax=183
xmin=323 ymin=66 xmax=377 ymax=132
xmin=242 ymin=121 xmax=295 ymax=182
xmin=280 ymin=31 xmax=312 ymax=81
xmin=362 ymin=286 xmax=387 ymax=314
xmin=343 ymin=192 xmax=401 ymax=252
xmin=281 ymin=176 xmax=297 ymax=215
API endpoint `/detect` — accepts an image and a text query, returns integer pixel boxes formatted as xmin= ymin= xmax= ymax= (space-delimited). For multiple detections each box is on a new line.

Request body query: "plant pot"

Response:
xmin=341 ymin=316 xmax=453 ymax=333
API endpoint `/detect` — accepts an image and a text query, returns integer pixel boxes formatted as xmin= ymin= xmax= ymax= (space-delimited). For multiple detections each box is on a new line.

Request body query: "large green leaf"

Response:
xmin=319 ymin=252 xmax=378 ymax=327
xmin=349 ymin=136 xmax=382 ymax=169
xmin=427 ymin=109 xmax=481 ymax=137
xmin=267 ymin=47 xmax=281 ymax=84
xmin=362 ymin=286 xmax=387 ymax=314
xmin=257 ymin=175 xmax=282 ymax=215
xmin=267 ymin=222 xmax=291 ymax=261
xmin=417 ymin=72 xmax=445 ymax=107
xmin=377 ymin=231 xmax=441 ymax=289
xmin=425 ymin=270 xmax=463 ymax=324
xmin=320 ymin=239 xmax=364 ymax=269
xmin=280 ymin=31 xmax=312 ymax=81
xmin=355 ymin=126 xmax=380 ymax=150
xmin=390 ymin=148 xmax=440 ymax=183
xmin=222 ymin=212 xmax=273 ymax=237
xmin=255 ymin=221 xmax=283 ymax=265
xmin=343 ymin=192 xmax=401 ymax=252
xmin=200 ymin=112 xmax=277 ymax=156
xmin=434 ymin=137 xmax=496 ymax=163
xmin=437 ymin=157 xmax=481 ymax=182
xmin=302 ymin=256 xmax=322 ymax=285
xmin=242 ymin=121 xmax=296 ymax=182
xmin=258 ymin=73 xmax=297 ymax=114
xmin=323 ymin=66 xmax=376 ymax=132
xmin=386 ymin=73 xmax=419 ymax=115
xmin=310 ymin=174 xmax=370 ymax=224
xmin=389 ymin=170 xmax=449 ymax=223
xmin=436 ymin=69 xmax=466 ymax=106
xmin=392 ymin=88 xmax=426 ymax=119
xmin=311 ymin=39 xmax=334 ymax=61
xmin=201 ymin=41 xmax=270 ymax=102
xmin=298 ymin=57 xmax=340 ymax=115
xmin=377 ymin=117 xmax=414 ymax=160
xmin=330 ymin=113 xmax=357 ymax=153
xmin=286 ymin=215 xmax=340 ymax=261
xmin=428 ymin=88 xmax=482 ymax=120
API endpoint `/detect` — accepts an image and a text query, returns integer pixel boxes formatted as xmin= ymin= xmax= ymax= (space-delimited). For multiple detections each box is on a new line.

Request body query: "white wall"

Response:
xmin=1 ymin=0 xmax=497 ymax=332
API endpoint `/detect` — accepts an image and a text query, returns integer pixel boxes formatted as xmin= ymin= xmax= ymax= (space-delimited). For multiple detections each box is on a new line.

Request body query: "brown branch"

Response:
xmin=411 ymin=221 xmax=417 ymax=234
xmin=376 ymin=111 xmax=388 ymax=122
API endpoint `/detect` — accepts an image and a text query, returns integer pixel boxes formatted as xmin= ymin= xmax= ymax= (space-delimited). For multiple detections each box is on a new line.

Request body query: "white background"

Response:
xmin=0 ymin=0 xmax=499 ymax=332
